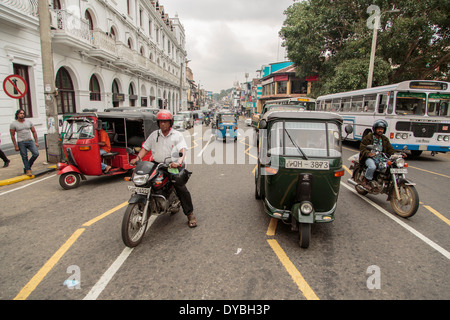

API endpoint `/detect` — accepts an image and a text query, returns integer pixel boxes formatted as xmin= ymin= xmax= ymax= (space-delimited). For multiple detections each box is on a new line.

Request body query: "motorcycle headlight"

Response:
xmin=133 ymin=174 xmax=149 ymax=186
xmin=300 ymin=202 xmax=313 ymax=215
xmin=395 ymin=158 xmax=405 ymax=168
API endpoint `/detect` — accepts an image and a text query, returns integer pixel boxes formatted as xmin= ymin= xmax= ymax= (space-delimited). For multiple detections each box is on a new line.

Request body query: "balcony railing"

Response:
xmin=51 ymin=9 xmax=93 ymax=45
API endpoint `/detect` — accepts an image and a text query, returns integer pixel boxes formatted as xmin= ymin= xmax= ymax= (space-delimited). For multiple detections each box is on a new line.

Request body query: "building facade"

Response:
xmin=0 ymin=0 xmax=188 ymax=148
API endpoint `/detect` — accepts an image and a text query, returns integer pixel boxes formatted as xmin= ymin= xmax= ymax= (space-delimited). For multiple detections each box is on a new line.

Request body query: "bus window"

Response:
xmin=342 ymin=98 xmax=351 ymax=112
xmin=396 ymin=92 xmax=426 ymax=116
xmin=428 ymin=93 xmax=450 ymax=117
xmin=324 ymin=100 xmax=332 ymax=111
xmin=331 ymin=99 xmax=341 ymax=111
xmin=387 ymin=92 xmax=394 ymax=114
xmin=363 ymin=95 xmax=376 ymax=112
xmin=351 ymin=96 xmax=363 ymax=112
xmin=377 ymin=94 xmax=388 ymax=114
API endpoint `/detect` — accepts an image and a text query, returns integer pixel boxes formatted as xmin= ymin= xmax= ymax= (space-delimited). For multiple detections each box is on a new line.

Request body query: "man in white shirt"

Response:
xmin=130 ymin=110 xmax=196 ymax=227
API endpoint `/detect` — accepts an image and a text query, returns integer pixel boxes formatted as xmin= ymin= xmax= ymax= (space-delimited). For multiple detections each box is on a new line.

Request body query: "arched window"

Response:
xmin=85 ymin=10 xmax=93 ymax=31
xmin=89 ymin=75 xmax=101 ymax=101
xmin=112 ymin=79 xmax=120 ymax=108
xmin=109 ymin=27 xmax=116 ymax=40
xmin=127 ymin=38 xmax=133 ymax=49
xmin=129 ymin=83 xmax=136 ymax=106
xmin=55 ymin=67 xmax=76 ymax=114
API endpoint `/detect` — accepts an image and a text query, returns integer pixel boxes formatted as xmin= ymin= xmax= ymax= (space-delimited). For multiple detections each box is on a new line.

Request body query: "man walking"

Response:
xmin=10 ymin=109 xmax=39 ymax=176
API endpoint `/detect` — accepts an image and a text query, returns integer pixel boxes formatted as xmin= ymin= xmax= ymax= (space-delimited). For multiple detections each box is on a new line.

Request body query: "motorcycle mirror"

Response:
xmin=344 ymin=124 xmax=353 ymax=134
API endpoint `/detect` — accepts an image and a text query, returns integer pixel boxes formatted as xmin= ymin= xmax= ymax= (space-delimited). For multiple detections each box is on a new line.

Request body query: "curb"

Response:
xmin=0 ymin=166 xmax=57 ymax=186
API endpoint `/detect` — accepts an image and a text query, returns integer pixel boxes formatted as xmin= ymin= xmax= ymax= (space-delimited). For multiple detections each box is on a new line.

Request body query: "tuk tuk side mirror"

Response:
xmin=258 ymin=120 xmax=267 ymax=129
xmin=344 ymin=124 xmax=353 ymax=134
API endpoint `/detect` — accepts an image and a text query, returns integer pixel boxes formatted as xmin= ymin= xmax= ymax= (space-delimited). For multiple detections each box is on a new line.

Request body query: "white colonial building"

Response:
xmin=0 ymin=0 xmax=188 ymax=148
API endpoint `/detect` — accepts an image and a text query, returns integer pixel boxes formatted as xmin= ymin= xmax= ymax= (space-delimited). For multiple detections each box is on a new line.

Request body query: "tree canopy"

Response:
xmin=279 ymin=0 xmax=450 ymax=97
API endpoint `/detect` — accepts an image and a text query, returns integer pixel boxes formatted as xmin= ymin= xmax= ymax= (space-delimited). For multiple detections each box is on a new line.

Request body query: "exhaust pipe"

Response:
xmin=347 ymin=178 xmax=358 ymax=186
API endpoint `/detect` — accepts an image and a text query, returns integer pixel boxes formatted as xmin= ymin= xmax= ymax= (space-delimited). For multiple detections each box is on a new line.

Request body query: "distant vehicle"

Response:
xmin=178 ymin=111 xmax=194 ymax=129
xmin=245 ymin=118 xmax=252 ymax=126
xmin=173 ymin=114 xmax=187 ymax=130
xmin=315 ymin=80 xmax=450 ymax=157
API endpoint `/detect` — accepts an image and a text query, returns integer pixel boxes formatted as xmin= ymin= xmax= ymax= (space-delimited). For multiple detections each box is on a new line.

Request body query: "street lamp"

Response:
xmin=367 ymin=7 xmax=400 ymax=88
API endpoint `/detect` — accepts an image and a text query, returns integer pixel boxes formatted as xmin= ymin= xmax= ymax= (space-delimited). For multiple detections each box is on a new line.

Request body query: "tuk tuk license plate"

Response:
xmin=390 ymin=168 xmax=407 ymax=174
xmin=128 ymin=185 xmax=150 ymax=194
xmin=285 ymin=159 xmax=329 ymax=170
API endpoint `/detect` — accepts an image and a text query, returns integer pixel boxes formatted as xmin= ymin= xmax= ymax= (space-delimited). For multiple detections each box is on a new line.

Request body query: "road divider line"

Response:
xmin=266 ymin=218 xmax=278 ymax=236
xmin=83 ymin=247 xmax=134 ymax=300
xmin=423 ymin=205 xmax=450 ymax=226
xmin=267 ymin=239 xmax=319 ymax=300
xmin=83 ymin=201 xmax=128 ymax=227
xmin=14 ymin=228 xmax=86 ymax=300
xmin=341 ymin=182 xmax=450 ymax=260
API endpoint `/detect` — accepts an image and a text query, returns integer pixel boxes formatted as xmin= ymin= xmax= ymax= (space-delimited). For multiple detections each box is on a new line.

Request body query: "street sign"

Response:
xmin=3 ymin=74 xmax=28 ymax=99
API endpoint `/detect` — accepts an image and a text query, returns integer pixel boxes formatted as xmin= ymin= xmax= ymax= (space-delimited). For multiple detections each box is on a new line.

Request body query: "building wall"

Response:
xmin=0 ymin=0 xmax=188 ymax=148
xmin=0 ymin=1 xmax=46 ymax=148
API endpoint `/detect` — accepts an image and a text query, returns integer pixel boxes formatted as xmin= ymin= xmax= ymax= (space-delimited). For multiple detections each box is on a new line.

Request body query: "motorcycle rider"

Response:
xmin=359 ymin=119 xmax=396 ymax=190
xmin=130 ymin=110 xmax=197 ymax=228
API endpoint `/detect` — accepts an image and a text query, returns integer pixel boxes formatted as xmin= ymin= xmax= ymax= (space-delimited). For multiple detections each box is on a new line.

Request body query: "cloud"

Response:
xmin=161 ymin=0 xmax=294 ymax=92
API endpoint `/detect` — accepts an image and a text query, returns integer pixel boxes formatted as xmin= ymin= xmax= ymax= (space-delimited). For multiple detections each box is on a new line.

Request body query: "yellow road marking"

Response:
xmin=423 ymin=205 xmax=450 ymax=226
xmin=14 ymin=228 xmax=85 ymax=300
xmin=15 ymin=202 xmax=127 ymax=299
xmin=266 ymin=218 xmax=278 ymax=236
xmin=267 ymin=239 xmax=319 ymax=300
xmin=83 ymin=201 xmax=128 ymax=227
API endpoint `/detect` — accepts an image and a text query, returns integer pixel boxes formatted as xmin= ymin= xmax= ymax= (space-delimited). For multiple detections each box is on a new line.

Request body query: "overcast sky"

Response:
xmin=161 ymin=0 xmax=295 ymax=93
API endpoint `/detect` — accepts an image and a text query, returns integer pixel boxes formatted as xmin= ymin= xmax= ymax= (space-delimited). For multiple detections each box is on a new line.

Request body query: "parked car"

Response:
xmin=173 ymin=114 xmax=187 ymax=130
xmin=178 ymin=111 xmax=194 ymax=128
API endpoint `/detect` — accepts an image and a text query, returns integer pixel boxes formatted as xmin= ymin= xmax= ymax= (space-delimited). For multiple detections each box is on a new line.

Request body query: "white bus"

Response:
xmin=316 ymin=80 xmax=450 ymax=157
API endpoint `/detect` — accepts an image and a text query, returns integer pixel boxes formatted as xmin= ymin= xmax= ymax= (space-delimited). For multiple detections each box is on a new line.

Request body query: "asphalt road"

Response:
xmin=1 ymin=119 xmax=449 ymax=305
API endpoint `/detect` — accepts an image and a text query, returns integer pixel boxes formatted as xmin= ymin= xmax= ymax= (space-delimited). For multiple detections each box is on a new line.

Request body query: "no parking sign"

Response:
xmin=2 ymin=74 xmax=28 ymax=99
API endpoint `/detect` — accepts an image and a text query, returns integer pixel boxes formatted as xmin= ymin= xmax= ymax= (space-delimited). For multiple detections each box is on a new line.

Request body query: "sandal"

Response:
xmin=187 ymin=213 xmax=197 ymax=228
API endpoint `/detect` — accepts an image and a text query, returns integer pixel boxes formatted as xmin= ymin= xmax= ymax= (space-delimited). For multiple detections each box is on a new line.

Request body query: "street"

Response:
xmin=1 ymin=118 xmax=449 ymax=302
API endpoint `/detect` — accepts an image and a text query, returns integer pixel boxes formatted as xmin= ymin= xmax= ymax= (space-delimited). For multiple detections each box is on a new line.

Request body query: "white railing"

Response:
xmin=0 ymin=0 xmax=38 ymax=17
xmin=51 ymin=9 xmax=92 ymax=44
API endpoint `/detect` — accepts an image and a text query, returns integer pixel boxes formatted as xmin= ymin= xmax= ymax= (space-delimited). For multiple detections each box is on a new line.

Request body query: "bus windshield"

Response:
xmin=427 ymin=93 xmax=450 ymax=117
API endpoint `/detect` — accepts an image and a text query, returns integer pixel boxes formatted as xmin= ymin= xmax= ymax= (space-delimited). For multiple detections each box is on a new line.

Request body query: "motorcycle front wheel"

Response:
xmin=122 ymin=203 xmax=148 ymax=247
xmin=390 ymin=183 xmax=419 ymax=218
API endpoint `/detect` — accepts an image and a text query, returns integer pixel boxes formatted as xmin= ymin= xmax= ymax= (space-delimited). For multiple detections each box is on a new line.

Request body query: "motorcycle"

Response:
xmin=122 ymin=154 xmax=189 ymax=247
xmin=347 ymin=145 xmax=419 ymax=218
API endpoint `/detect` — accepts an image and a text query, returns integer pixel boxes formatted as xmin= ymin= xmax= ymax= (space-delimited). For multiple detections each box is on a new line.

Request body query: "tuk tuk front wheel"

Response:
xmin=59 ymin=172 xmax=81 ymax=190
xmin=298 ymin=223 xmax=311 ymax=248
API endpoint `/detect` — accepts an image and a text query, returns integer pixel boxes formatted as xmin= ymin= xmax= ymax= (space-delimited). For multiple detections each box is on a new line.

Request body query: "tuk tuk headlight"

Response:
xmin=395 ymin=158 xmax=405 ymax=168
xmin=300 ymin=201 xmax=313 ymax=215
xmin=133 ymin=173 xmax=149 ymax=186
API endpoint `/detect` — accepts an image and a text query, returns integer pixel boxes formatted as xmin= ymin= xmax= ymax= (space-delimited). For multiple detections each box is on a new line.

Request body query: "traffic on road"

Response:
xmin=1 ymin=116 xmax=449 ymax=304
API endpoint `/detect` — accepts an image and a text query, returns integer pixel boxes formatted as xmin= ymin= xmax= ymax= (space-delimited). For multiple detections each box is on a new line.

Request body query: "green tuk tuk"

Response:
xmin=255 ymin=110 xmax=345 ymax=248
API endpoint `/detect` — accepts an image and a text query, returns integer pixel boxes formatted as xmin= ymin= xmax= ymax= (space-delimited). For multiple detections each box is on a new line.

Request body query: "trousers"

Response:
xmin=174 ymin=184 xmax=194 ymax=216
xmin=365 ymin=158 xmax=377 ymax=180
xmin=18 ymin=140 xmax=39 ymax=170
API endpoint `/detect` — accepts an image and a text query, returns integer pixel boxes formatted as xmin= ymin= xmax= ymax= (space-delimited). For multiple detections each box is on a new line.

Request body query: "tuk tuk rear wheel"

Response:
xmin=298 ymin=223 xmax=311 ymax=248
xmin=59 ymin=172 xmax=81 ymax=190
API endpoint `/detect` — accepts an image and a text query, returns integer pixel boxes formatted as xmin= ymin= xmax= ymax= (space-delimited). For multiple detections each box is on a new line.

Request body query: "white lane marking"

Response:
xmin=83 ymin=215 xmax=158 ymax=300
xmin=341 ymin=182 xmax=450 ymax=260
xmin=0 ymin=174 xmax=56 ymax=197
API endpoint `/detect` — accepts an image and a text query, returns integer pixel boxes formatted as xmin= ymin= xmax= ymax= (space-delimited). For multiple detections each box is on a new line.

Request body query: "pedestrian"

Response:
xmin=10 ymin=109 xmax=39 ymax=176
xmin=0 ymin=132 xmax=10 ymax=167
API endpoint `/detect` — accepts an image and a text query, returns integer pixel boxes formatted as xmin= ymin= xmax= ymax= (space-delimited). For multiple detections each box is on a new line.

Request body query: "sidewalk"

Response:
xmin=0 ymin=152 xmax=57 ymax=186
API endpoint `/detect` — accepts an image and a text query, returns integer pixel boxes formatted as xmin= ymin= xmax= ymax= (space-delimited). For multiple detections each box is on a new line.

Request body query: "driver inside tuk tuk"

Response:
xmin=98 ymin=124 xmax=112 ymax=173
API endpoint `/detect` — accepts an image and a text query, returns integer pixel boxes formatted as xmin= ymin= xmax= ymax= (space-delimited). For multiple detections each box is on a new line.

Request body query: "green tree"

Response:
xmin=280 ymin=0 xmax=450 ymax=97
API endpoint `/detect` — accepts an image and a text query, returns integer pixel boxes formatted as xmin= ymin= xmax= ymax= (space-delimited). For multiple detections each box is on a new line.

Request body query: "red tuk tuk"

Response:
xmin=57 ymin=112 xmax=158 ymax=189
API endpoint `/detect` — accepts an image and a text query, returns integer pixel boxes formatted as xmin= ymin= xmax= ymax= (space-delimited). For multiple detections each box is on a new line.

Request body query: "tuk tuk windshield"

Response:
xmin=174 ymin=115 xmax=185 ymax=120
xmin=63 ymin=119 xmax=95 ymax=141
xmin=220 ymin=114 xmax=236 ymax=123
xmin=270 ymin=121 xmax=341 ymax=157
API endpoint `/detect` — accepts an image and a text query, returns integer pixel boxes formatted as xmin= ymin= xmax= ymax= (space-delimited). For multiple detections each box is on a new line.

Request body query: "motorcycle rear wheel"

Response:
xmin=122 ymin=203 xmax=148 ymax=247
xmin=390 ymin=183 xmax=419 ymax=218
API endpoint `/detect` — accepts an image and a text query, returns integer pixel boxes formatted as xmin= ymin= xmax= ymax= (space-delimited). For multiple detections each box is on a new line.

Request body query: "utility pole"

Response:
xmin=38 ymin=0 xmax=61 ymax=163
